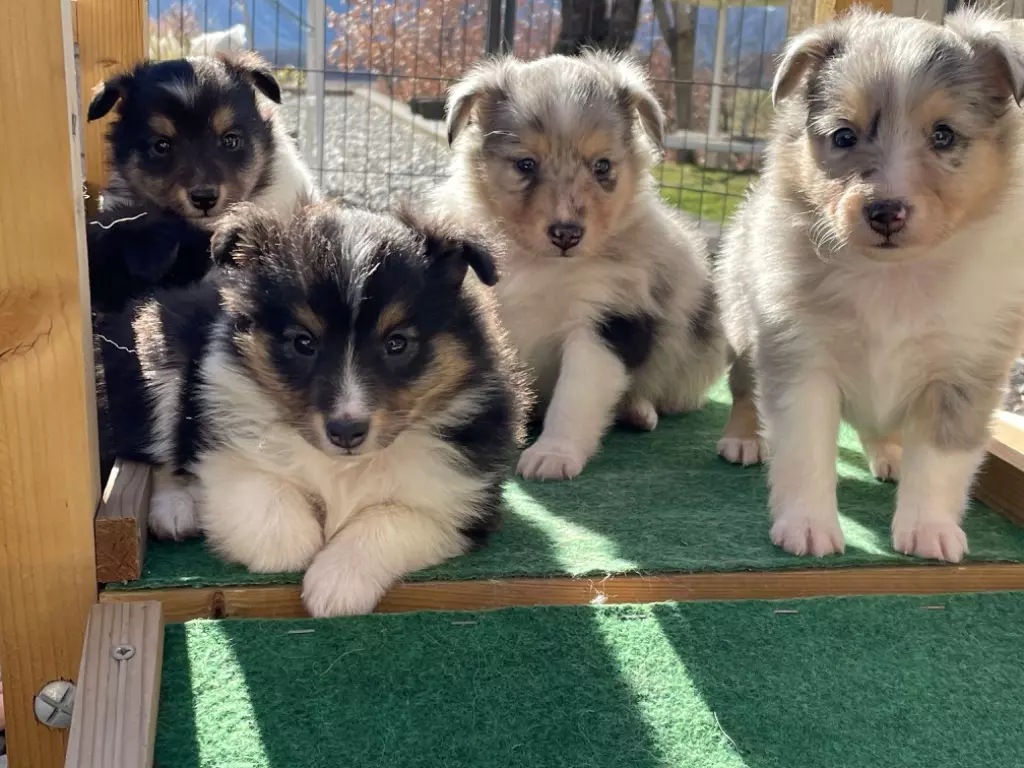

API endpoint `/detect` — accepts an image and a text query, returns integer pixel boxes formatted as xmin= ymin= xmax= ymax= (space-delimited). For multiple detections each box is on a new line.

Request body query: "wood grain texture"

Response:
xmin=0 ymin=1 xmax=99 ymax=766
xmin=76 ymin=0 xmax=146 ymax=211
xmin=96 ymin=461 xmax=153 ymax=583
xmin=99 ymin=563 xmax=1024 ymax=622
xmin=65 ymin=602 xmax=165 ymax=768
xmin=975 ymin=413 xmax=1024 ymax=528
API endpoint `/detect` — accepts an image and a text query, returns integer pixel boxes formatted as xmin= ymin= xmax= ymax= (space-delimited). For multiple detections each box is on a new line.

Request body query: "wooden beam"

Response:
xmin=96 ymin=461 xmax=153 ymax=583
xmin=816 ymin=0 xmax=893 ymax=23
xmin=100 ymin=563 xmax=1024 ymax=622
xmin=65 ymin=602 xmax=165 ymax=768
xmin=0 ymin=1 xmax=99 ymax=766
xmin=975 ymin=411 xmax=1024 ymax=527
xmin=76 ymin=0 xmax=146 ymax=213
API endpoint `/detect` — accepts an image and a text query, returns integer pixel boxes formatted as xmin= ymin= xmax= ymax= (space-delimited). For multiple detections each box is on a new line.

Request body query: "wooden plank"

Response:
xmin=76 ymin=0 xmax=146 ymax=212
xmin=99 ymin=563 xmax=1024 ymax=622
xmin=0 ymin=1 xmax=99 ymax=766
xmin=975 ymin=411 xmax=1024 ymax=527
xmin=816 ymin=0 xmax=892 ymax=23
xmin=96 ymin=461 xmax=153 ymax=583
xmin=65 ymin=602 xmax=165 ymax=768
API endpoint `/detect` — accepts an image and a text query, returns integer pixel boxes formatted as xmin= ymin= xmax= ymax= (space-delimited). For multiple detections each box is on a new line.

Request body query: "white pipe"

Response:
xmin=303 ymin=0 xmax=327 ymax=181
xmin=708 ymin=2 xmax=728 ymax=138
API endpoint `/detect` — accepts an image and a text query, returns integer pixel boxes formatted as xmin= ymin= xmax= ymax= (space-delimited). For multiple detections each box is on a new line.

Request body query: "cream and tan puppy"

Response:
xmin=435 ymin=51 xmax=727 ymax=480
xmin=716 ymin=8 xmax=1024 ymax=562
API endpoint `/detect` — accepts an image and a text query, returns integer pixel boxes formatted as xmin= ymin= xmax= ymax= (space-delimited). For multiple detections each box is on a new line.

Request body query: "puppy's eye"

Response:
xmin=831 ymin=128 xmax=858 ymax=150
xmin=383 ymin=333 xmax=408 ymax=356
xmin=930 ymin=124 xmax=956 ymax=151
xmin=290 ymin=331 xmax=317 ymax=357
xmin=515 ymin=157 xmax=537 ymax=174
xmin=593 ymin=158 xmax=612 ymax=178
xmin=221 ymin=132 xmax=243 ymax=151
xmin=151 ymin=138 xmax=172 ymax=156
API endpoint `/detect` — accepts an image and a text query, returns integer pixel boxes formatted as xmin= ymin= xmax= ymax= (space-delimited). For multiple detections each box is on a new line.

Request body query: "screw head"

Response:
xmin=111 ymin=644 xmax=136 ymax=661
xmin=34 ymin=680 xmax=76 ymax=729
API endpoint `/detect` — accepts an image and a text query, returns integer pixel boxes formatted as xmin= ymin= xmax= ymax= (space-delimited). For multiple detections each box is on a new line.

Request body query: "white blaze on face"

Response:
xmin=331 ymin=337 xmax=371 ymax=423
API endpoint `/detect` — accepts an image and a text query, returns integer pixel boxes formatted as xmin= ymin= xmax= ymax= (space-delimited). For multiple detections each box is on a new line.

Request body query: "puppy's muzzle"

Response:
xmin=548 ymin=222 xmax=584 ymax=253
xmin=864 ymin=199 xmax=908 ymax=237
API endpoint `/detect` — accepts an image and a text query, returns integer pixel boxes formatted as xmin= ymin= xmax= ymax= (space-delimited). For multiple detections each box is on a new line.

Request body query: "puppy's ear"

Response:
xmin=88 ymin=72 xmax=134 ymax=121
xmin=771 ymin=24 xmax=845 ymax=106
xmin=581 ymin=50 xmax=666 ymax=148
xmin=211 ymin=203 xmax=280 ymax=269
xmin=398 ymin=207 xmax=500 ymax=287
xmin=445 ymin=58 xmax=513 ymax=146
xmin=220 ymin=51 xmax=282 ymax=104
xmin=947 ymin=8 xmax=1024 ymax=106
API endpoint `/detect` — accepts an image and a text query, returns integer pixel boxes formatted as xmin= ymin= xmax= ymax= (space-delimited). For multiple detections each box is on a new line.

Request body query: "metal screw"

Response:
xmin=111 ymin=644 xmax=136 ymax=661
xmin=33 ymin=680 xmax=75 ymax=729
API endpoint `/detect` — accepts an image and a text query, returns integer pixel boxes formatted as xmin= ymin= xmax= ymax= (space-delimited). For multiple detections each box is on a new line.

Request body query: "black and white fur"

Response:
xmin=86 ymin=52 xmax=317 ymax=313
xmin=95 ymin=202 xmax=527 ymax=617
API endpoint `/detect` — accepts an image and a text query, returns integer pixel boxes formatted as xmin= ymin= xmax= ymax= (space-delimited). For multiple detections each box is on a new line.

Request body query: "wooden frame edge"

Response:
xmin=65 ymin=602 xmax=165 ymax=768
xmin=100 ymin=563 xmax=1024 ymax=622
xmin=975 ymin=411 xmax=1024 ymax=527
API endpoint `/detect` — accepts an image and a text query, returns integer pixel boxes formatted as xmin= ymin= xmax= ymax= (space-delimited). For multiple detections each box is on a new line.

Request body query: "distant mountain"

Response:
xmin=153 ymin=0 xmax=787 ymax=84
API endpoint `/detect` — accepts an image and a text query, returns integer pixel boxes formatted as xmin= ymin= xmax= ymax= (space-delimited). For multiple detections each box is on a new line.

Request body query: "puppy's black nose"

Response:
xmin=547 ymin=222 xmax=584 ymax=251
xmin=325 ymin=418 xmax=369 ymax=450
xmin=865 ymin=200 xmax=908 ymax=236
xmin=188 ymin=187 xmax=220 ymax=213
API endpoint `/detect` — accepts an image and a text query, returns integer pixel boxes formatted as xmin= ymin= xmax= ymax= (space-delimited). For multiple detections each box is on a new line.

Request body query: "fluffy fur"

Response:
xmin=86 ymin=52 xmax=317 ymax=313
xmin=95 ymin=202 xmax=528 ymax=617
xmin=433 ymin=50 xmax=727 ymax=480
xmin=716 ymin=8 xmax=1024 ymax=562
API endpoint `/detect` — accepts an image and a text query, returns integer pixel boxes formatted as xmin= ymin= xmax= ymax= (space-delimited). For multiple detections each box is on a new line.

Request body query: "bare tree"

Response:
xmin=650 ymin=0 xmax=698 ymax=135
xmin=553 ymin=0 xmax=642 ymax=55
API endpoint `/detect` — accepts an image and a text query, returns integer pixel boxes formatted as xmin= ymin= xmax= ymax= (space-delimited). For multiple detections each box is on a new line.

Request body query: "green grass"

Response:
xmin=653 ymin=162 xmax=757 ymax=224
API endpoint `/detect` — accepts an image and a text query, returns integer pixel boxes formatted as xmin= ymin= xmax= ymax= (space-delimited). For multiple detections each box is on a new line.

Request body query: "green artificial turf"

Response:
xmin=157 ymin=591 xmax=1024 ymax=768
xmin=107 ymin=380 xmax=1024 ymax=592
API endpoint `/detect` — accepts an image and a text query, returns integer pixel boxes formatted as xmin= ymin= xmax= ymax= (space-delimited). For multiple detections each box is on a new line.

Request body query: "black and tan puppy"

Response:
xmin=86 ymin=52 xmax=317 ymax=313
xmin=95 ymin=202 xmax=528 ymax=617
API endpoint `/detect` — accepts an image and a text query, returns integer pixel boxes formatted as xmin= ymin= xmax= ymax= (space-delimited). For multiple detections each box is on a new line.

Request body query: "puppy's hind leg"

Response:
xmin=717 ymin=350 xmax=766 ymax=466
xmin=149 ymin=466 xmax=202 ymax=540
xmin=858 ymin=430 xmax=902 ymax=482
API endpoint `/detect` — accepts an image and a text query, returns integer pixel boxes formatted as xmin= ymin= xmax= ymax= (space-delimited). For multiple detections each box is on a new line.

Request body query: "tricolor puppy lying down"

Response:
xmin=95 ymin=202 xmax=528 ymax=617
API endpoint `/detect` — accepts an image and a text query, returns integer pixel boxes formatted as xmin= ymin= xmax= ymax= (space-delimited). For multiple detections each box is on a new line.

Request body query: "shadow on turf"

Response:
xmin=512 ymin=399 xmax=906 ymax=572
xmin=649 ymin=594 xmax=1024 ymax=768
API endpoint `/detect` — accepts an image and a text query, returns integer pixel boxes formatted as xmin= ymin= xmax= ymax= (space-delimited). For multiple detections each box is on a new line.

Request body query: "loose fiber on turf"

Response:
xmin=157 ymin=591 xmax=1024 ymax=768
xmin=109 ymin=381 xmax=1024 ymax=591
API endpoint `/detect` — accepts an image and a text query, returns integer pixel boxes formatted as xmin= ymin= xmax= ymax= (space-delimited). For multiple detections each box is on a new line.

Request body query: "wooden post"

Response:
xmin=76 ymin=0 xmax=146 ymax=213
xmin=0 ymin=1 xmax=99 ymax=766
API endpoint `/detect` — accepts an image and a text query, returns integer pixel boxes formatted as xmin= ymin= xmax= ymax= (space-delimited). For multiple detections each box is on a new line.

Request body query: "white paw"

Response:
xmin=770 ymin=509 xmax=845 ymax=557
xmin=868 ymin=444 xmax=902 ymax=482
xmin=618 ymin=399 xmax=659 ymax=431
xmin=149 ymin=486 xmax=201 ymax=540
xmin=891 ymin=515 xmax=968 ymax=563
xmin=517 ymin=436 xmax=589 ymax=480
xmin=302 ymin=553 xmax=387 ymax=618
xmin=717 ymin=435 xmax=765 ymax=466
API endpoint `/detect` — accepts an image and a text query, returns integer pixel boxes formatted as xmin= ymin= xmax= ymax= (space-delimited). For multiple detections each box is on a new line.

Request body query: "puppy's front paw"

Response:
xmin=891 ymin=515 xmax=967 ymax=563
xmin=717 ymin=436 xmax=765 ymax=466
xmin=770 ymin=508 xmax=845 ymax=557
xmin=302 ymin=554 xmax=386 ymax=618
xmin=149 ymin=486 xmax=201 ymax=540
xmin=517 ymin=437 xmax=588 ymax=480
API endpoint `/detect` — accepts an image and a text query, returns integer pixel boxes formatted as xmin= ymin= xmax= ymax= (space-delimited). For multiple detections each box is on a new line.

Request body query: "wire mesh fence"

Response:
xmin=146 ymin=0 xmax=803 ymax=239
xmin=143 ymin=0 xmax=1024 ymax=241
